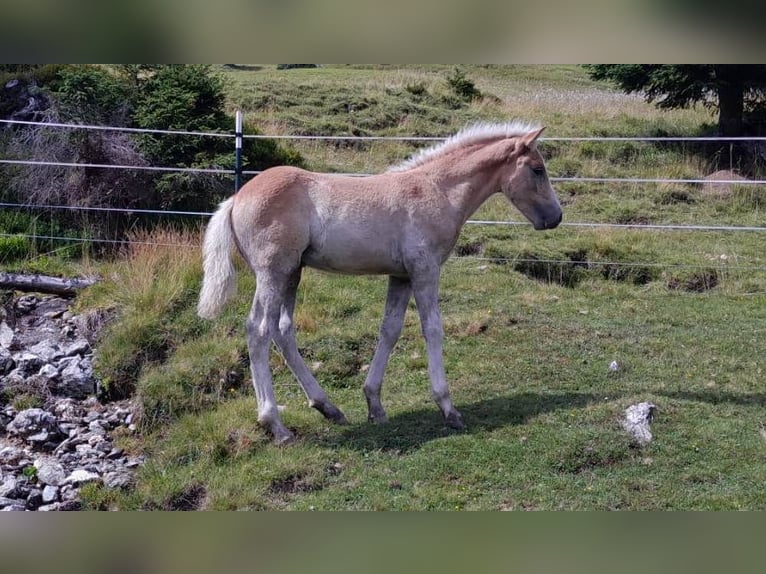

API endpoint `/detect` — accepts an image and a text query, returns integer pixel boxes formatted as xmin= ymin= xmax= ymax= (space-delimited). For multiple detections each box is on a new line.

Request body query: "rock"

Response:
xmin=0 ymin=294 xmax=142 ymax=511
xmin=0 ymin=476 xmax=19 ymax=498
xmin=104 ymin=470 xmax=134 ymax=490
xmin=0 ymin=321 xmax=15 ymax=350
xmin=29 ymin=340 xmax=62 ymax=363
xmin=57 ymin=361 xmax=95 ymax=399
xmin=34 ymin=459 xmax=66 ymax=486
xmin=10 ymin=352 xmax=44 ymax=376
xmin=0 ymin=445 xmax=26 ymax=465
xmin=64 ymin=469 xmax=101 ymax=486
xmin=622 ymin=402 xmax=657 ymax=446
xmin=6 ymin=408 xmax=58 ymax=438
xmin=42 ymin=485 xmax=59 ymax=504
xmin=0 ymin=497 xmax=25 ymax=511
xmin=26 ymin=488 xmax=43 ymax=510
xmin=62 ymin=340 xmax=90 ymax=358
xmin=0 ymin=346 xmax=14 ymax=374
xmin=37 ymin=363 xmax=59 ymax=379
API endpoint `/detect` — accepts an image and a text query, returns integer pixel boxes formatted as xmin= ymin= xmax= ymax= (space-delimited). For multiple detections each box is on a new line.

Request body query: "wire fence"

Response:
xmin=2 ymin=118 xmax=765 ymax=274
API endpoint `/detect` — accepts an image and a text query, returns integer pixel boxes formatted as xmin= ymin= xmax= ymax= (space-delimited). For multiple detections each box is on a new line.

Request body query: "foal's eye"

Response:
xmin=531 ymin=166 xmax=545 ymax=177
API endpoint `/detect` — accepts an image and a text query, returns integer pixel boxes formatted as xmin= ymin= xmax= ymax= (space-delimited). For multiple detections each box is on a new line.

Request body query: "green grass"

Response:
xmin=55 ymin=65 xmax=766 ymax=510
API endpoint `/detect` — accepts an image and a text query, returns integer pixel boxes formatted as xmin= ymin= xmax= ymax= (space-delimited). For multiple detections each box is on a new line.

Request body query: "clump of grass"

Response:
xmin=86 ymin=227 xmax=205 ymax=398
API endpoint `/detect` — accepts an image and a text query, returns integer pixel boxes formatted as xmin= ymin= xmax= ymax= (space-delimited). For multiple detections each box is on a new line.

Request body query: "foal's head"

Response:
xmin=501 ymin=127 xmax=562 ymax=230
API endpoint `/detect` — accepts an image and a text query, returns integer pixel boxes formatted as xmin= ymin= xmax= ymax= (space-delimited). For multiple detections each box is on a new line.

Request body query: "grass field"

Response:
xmin=64 ymin=65 xmax=766 ymax=510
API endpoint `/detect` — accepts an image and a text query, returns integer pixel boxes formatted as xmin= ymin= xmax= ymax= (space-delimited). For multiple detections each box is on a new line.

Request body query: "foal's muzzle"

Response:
xmin=534 ymin=211 xmax=563 ymax=230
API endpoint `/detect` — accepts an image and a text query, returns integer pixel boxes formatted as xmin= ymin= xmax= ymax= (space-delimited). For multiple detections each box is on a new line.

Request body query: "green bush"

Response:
xmin=0 ymin=235 xmax=30 ymax=263
xmin=445 ymin=67 xmax=482 ymax=101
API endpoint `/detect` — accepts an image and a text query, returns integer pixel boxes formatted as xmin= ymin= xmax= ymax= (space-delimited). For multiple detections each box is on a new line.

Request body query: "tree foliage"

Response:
xmin=0 ymin=64 xmax=303 ymax=236
xmin=585 ymin=65 xmax=766 ymax=136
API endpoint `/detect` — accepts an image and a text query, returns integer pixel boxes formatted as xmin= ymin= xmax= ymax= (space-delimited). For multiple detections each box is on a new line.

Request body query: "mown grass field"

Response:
xmin=67 ymin=65 xmax=766 ymax=510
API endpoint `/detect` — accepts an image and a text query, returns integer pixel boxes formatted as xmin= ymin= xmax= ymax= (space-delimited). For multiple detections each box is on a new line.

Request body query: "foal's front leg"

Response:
xmin=363 ymin=276 xmax=412 ymax=424
xmin=411 ymin=270 xmax=465 ymax=430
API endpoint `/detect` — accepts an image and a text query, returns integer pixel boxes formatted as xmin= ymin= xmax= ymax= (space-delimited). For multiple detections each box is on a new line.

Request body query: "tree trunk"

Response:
xmin=715 ymin=67 xmax=745 ymax=137
xmin=0 ymin=272 xmax=97 ymax=297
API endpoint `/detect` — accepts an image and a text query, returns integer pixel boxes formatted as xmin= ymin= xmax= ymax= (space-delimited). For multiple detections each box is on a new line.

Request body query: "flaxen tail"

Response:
xmin=197 ymin=197 xmax=238 ymax=320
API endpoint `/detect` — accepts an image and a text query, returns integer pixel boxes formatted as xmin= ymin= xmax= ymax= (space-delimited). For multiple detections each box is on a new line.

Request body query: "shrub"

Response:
xmin=445 ymin=67 xmax=482 ymax=101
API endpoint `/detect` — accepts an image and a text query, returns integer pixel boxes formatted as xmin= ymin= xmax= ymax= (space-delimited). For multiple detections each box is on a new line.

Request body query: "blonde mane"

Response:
xmin=388 ymin=120 xmax=542 ymax=173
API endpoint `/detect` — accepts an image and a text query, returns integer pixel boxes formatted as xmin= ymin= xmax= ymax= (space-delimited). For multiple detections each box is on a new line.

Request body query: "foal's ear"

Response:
xmin=519 ymin=127 xmax=546 ymax=150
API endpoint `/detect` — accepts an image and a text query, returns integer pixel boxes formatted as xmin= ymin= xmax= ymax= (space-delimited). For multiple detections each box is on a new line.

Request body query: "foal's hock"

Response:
xmin=198 ymin=122 xmax=562 ymax=443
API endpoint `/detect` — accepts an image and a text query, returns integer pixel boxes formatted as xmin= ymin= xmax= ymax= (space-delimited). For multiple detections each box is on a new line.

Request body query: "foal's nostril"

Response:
xmin=543 ymin=211 xmax=562 ymax=230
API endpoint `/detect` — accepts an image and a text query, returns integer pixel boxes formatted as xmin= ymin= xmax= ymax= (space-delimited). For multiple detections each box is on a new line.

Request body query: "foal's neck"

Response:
xmin=436 ymin=143 xmax=509 ymax=224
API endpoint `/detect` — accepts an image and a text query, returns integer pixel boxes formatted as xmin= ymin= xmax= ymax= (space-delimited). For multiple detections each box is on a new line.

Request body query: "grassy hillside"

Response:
xmin=73 ymin=65 xmax=766 ymax=510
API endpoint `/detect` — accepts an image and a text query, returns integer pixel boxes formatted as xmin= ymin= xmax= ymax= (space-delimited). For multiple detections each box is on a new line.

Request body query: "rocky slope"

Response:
xmin=1 ymin=293 xmax=142 ymax=511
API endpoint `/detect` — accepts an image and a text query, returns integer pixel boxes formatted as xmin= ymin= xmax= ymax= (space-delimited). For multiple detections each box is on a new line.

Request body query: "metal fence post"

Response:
xmin=234 ymin=110 xmax=243 ymax=192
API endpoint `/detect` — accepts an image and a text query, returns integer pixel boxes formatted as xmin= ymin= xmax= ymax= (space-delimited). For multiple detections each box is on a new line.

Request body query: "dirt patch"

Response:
xmin=454 ymin=241 xmax=484 ymax=257
xmin=702 ymin=170 xmax=748 ymax=198
xmin=160 ymin=483 xmax=208 ymax=511
xmin=269 ymin=473 xmax=322 ymax=495
xmin=553 ymin=442 xmax=631 ymax=475
xmin=667 ymin=270 xmax=719 ymax=293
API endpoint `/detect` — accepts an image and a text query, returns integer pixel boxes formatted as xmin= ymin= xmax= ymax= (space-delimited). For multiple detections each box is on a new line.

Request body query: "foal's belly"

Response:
xmin=301 ymin=234 xmax=406 ymax=276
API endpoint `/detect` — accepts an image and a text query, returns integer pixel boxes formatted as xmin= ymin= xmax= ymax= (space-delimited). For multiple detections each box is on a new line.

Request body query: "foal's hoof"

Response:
xmin=367 ymin=411 xmax=389 ymax=425
xmin=444 ymin=410 xmax=465 ymax=431
xmin=313 ymin=401 xmax=349 ymax=425
xmin=272 ymin=428 xmax=296 ymax=446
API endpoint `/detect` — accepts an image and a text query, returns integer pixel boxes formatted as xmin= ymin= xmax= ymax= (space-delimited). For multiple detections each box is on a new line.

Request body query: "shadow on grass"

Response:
xmin=319 ymin=391 xmax=601 ymax=453
xmin=658 ymin=390 xmax=766 ymax=407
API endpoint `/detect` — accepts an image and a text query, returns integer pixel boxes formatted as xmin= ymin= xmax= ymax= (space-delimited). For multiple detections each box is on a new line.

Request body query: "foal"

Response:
xmin=198 ymin=122 xmax=562 ymax=443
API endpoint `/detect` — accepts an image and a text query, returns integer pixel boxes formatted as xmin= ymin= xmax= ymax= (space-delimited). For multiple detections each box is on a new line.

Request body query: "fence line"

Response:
xmin=2 ymin=201 xmax=765 ymax=233
xmin=3 ymin=232 xmax=764 ymax=274
xmin=4 ymin=158 xmax=766 ymax=187
xmin=0 ymin=158 xmax=232 ymax=175
xmin=3 ymin=117 xmax=766 ymax=272
xmin=4 ymin=118 xmax=766 ymax=142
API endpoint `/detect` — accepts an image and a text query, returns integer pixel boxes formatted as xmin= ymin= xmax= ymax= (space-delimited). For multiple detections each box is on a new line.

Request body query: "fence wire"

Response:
xmin=2 ymin=118 xmax=766 ymax=272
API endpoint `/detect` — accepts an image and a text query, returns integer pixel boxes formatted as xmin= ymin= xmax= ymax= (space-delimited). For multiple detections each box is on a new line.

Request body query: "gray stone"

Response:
xmin=26 ymin=488 xmax=43 ymax=509
xmin=0 ymin=499 xmax=26 ymax=511
xmin=29 ymin=340 xmax=62 ymax=363
xmin=0 ymin=321 xmax=15 ymax=349
xmin=104 ymin=470 xmax=134 ymax=490
xmin=37 ymin=363 xmax=60 ymax=379
xmin=42 ymin=485 xmax=59 ymax=503
xmin=0 ymin=346 xmax=14 ymax=373
xmin=7 ymin=408 xmax=58 ymax=438
xmin=622 ymin=402 xmax=657 ymax=446
xmin=62 ymin=339 xmax=90 ymax=358
xmin=34 ymin=459 xmax=66 ymax=486
xmin=0 ymin=476 xmax=19 ymax=498
xmin=0 ymin=445 xmax=26 ymax=465
xmin=11 ymin=351 xmax=44 ymax=375
xmin=57 ymin=361 xmax=95 ymax=399
xmin=27 ymin=431 xmax=50 ymax=444
xmin=64 ymin=469 xmax=101 ymax=486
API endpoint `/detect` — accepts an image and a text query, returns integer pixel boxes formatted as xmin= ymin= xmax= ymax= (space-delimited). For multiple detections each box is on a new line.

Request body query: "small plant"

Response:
xmin=445 ymin=67 xmax=482 ymax=101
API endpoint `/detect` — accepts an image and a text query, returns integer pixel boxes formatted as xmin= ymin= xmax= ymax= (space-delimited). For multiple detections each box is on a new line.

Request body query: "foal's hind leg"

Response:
xmin=246 ymin=273 xmax=294 ymax=444
xmin=272 ymin=268 xmax=348 ymax=425
xmin=363 ymin=276 xmax=412 ymax=424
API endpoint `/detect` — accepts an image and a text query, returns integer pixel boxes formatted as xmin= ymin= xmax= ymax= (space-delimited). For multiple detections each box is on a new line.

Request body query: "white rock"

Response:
xmin=622 ymin=402 xmax=657 ymax=446
xmin=37 ymin=363 xmax=60 ymax=379
xmin=65 ymin=469 xmax=101 ymax=486
xmin=34 ymin=459 xmax=67 ymax=486
xmin=0 ymin=321 xmax=15 ymax=349
xmin=42 ymin=485 xmax=59 ymax=504
xmin=608 ymin=360 xmax=619 ymax=372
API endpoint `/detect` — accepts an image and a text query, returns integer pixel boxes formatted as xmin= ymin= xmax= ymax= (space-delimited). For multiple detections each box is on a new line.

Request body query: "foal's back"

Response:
xmin=233 ymin=166 xmax=442 ymax=276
